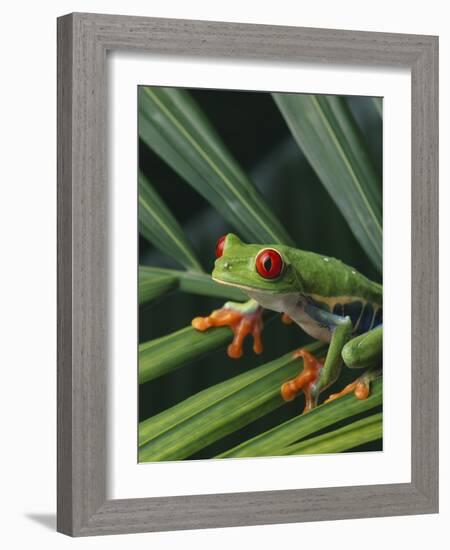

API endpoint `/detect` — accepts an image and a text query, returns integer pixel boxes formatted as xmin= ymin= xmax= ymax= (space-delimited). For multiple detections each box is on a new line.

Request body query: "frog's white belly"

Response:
xmin=245 ymin=290 xmax=332 ymax=343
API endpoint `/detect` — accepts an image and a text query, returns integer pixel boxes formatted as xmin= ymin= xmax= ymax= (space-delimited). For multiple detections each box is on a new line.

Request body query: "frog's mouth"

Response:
xmin=211 ymin=275 xmax=254 ymax=292
xmin=212 ymin=275 xmax=280 ymax=294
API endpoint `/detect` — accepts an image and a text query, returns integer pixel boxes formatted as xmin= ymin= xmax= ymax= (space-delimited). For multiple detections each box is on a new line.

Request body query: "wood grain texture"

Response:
xmin=57 ymin=13 xmax=74 ymax=535
xmin=57 ymin=12 xmax=439 ymax=536
xmin=410 ymin=36 xmax=439 ymax=506
xmin=58 ymin=13 xmax=108 ymax=534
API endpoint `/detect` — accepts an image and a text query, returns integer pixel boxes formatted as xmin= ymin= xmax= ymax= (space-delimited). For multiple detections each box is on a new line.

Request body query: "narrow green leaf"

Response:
xmin=139 ymin=270 xmax=178 ymax=305
xmin=139 ymin=266 xmax=247 ymax=304
xmin=278 ymin=413 xmax=382 ymax=455
xmin=139 ymin=342 xmax=326 ymax=461
xmin=218 ymin=378 xmax=382 ymax=458
xmin=372 ymin=97 xmax=383 ymax=117
xmin=139 ymin=172 xmax=203 ymax=271
xmin=273 ymin=93 xmax=382 ymax=270
xmin=139 ymin=309 xmax=277 ymax=383
xmin=139 ymin=87 xmax=294 ymax=246
xmin=139 ymin=325 xmax=233 ymax=384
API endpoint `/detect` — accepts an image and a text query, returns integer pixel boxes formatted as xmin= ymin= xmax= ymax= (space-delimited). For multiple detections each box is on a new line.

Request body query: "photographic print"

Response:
xmin=138 ymin=87 xmax=383 ymax=462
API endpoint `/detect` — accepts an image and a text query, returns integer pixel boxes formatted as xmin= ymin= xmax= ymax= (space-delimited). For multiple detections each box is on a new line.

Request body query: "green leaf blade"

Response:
xmin=138 ymin=269 xmax=178 ymax=305
xmin=139 ymin=266 xmax=247 ymax=305
xmin=273 ymin=93 xmax=382 ymax=270
xmin=139 ymin=325 xmax=233 ymax=385
xmin=139 ymin=172 xmax=203 ymax=271
xmin=372 ymin=97 xmax=383 ymax=117
xmin=218 ymin=378 xmax=382 ymax=458
xmin=280 ymin=412 xmax=382 ymax=456
xmin=139 ymin=342 xmax=326 ymax=461
xmin=139 ymin=86 xmax=294 ymax=246
xmin=139 ymin=309 xmax=276 ymax=384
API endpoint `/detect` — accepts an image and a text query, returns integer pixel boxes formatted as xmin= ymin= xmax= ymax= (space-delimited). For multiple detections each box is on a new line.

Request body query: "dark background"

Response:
xmin=138 ymin=88 xmax=382 ymax=459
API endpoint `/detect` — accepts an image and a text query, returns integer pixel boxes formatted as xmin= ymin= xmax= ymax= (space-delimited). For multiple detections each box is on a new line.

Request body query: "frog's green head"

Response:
xmin=212 ymin=233 xmax=301 ymax=294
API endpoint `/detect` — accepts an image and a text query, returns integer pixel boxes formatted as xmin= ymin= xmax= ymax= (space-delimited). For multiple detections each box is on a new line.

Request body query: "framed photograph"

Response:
xmin=57 ymin=13 xmax=438 ymax=536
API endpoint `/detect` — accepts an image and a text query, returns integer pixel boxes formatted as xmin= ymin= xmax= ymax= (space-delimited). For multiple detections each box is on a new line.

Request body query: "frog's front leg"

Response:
xmin=192 ymin=299 xmax=263 ymax=359
xmin=325 ymin=325 xmax=382 ymax=403
xmin=281 ymin=312 xmax=353 ymax=413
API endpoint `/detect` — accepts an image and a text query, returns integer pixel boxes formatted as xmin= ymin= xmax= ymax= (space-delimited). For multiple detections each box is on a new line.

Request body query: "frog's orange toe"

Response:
xmin=280 ymin=380 xmax=298 ymax=402
xmin=354 ymin=380 xmax=370 ymax=400
xmin=227 ymin=342 xmax=244 ymax=359
xmin=252 ymin=328 xmax=263 ymax=355
xmin=191 ymin=317 xmax=210 ymax=331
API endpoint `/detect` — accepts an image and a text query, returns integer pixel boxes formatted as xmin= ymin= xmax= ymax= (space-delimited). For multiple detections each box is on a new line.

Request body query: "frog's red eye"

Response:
xmin=255 ymin=249 xmax=284 ymax=279
xmin=215 ymin=235 xmax=227 ymax=258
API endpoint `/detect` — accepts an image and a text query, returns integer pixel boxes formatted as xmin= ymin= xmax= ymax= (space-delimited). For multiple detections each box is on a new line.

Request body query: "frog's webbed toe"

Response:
xmin=324 ymin=369 xmax=380 ymax=404
xmin=192 ymin=300 xmax=264 ymax=359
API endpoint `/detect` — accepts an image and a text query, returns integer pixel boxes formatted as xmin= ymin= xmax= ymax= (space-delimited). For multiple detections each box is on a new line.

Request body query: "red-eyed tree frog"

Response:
xmin=192 ymin=234 xmax=382 ymax=413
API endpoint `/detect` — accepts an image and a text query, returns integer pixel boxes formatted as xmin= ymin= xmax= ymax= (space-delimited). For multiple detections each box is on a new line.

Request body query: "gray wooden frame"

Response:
xmin=57 ymin=12 xmax=438 ymax=537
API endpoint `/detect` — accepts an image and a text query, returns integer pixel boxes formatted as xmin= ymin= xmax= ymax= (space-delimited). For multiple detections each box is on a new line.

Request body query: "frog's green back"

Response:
xmin=285 ymin=246 xmax=382 ymax=306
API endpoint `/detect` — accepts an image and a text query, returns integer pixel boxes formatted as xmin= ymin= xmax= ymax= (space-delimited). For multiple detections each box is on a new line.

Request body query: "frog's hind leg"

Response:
xmin=281 ymin=312 xmax=353 ymax=413
xmin=325 ymin=325 xmax=382 ymax=403
xmin=281 ymin=349 xmax=324 ymax=412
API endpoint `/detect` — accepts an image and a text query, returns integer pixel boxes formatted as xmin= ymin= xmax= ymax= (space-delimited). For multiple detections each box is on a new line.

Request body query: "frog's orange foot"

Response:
xmin=280 ymin=349 xmax=324 ymax=413
xmin=324 ymin=374 xmax=371 ymax=404
xmin=192 ymin=304 xmax=263 ymax=359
